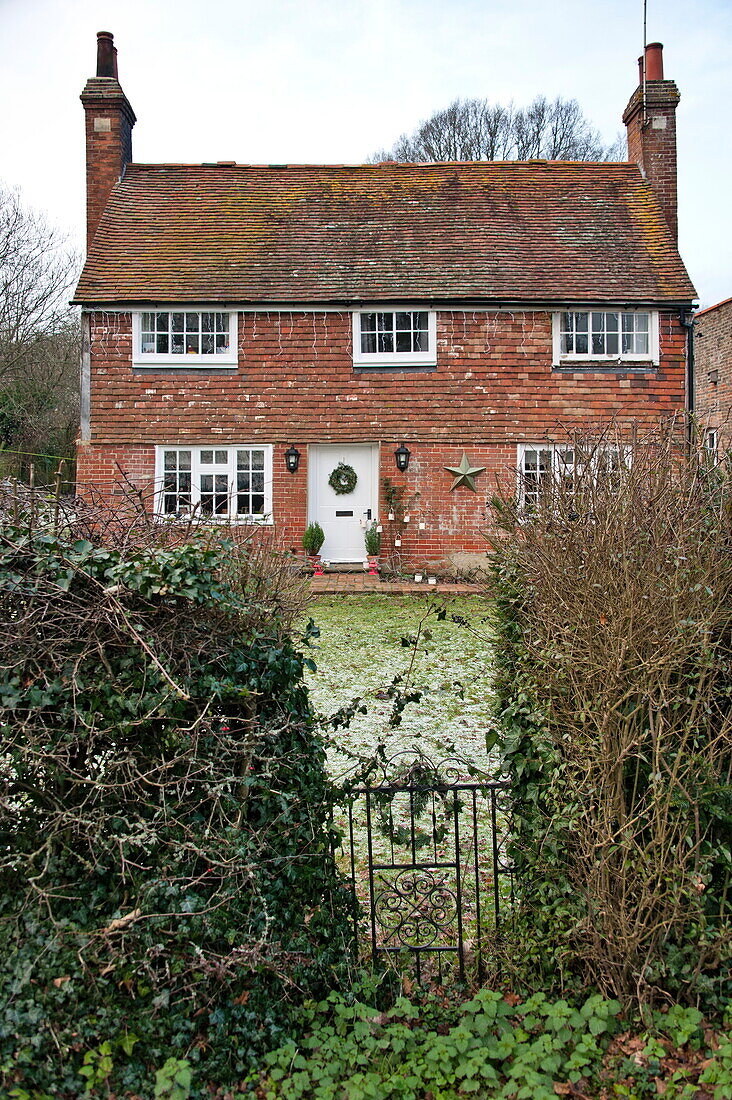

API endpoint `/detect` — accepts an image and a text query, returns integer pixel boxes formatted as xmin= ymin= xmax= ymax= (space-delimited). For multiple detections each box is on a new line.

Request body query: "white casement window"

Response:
xmin=134 ymin=310 xmax=237 ymax=367
xmin=517 ymin=443 xmax=631 ymax=508
xmin=552 ymin=310 xmax=659 ymax=365
xmin=154 ymin=446 xmax=273 ymax=522
xmin=352 ymin=309 xmax=437 ymax=367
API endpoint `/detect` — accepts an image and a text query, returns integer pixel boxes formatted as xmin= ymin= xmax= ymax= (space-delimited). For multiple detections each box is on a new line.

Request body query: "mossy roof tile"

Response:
xmin=73 ymin=161 xmax=696 ymax=305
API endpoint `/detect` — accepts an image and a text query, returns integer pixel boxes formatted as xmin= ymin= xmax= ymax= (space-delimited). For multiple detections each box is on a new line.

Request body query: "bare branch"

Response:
xmin=0 ymin=183 xmax=81 ymax=477
xmin=369 ymin=95 xmax=624 ymax=164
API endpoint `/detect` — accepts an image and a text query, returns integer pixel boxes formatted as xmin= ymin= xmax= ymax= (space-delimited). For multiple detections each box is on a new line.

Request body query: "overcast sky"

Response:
xmin=1 ymin=0 xmax=730 ymax=308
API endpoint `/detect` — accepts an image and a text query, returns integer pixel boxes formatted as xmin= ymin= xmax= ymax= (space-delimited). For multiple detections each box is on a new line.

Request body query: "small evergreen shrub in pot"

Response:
xmin=364 ymin=521 xmax=381 ymax=574
xmin=302 ymin=521 xmax=325 ymax=575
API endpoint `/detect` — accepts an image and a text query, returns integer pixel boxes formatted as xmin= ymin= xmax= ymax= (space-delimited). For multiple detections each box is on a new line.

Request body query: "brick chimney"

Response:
xmin=80 ymin=32 xmax=136 ymax=252
xmin=623 ymin=42 xmax=680 ymax=240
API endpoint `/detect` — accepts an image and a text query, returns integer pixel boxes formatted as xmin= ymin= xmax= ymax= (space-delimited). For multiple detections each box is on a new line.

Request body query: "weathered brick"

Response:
xmin=695 ymin=297 xmax=732 ymax=452
xmin=78 ymin=308 xmax=688 ymax=556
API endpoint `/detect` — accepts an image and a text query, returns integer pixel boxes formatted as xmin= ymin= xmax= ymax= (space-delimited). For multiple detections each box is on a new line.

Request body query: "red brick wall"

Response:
xmin=77 ymin=307 xmax=688 ymax=559
xmin=694 ymin=298 xmax=732 ymax=453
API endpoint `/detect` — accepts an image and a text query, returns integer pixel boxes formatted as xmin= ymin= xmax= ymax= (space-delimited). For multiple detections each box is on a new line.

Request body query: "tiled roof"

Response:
xmin=695 ymin=295 xmax=732 ymax=318
xmin=73 ymin=161 xmax=696 ymax=305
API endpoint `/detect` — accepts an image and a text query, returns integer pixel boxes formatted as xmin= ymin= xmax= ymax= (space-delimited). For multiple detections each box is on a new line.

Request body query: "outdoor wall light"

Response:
xmin=394 ymin=442 xmax=411 ymax=473
xmin=285 ymin=445 xmax=301 ymax=474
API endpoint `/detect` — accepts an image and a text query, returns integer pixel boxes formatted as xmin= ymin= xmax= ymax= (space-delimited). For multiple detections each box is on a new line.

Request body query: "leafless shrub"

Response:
xmin=491 ymin=420 xmax=732 ymax=1009
xmin=4 ymin=470 xmax=312 ymax=630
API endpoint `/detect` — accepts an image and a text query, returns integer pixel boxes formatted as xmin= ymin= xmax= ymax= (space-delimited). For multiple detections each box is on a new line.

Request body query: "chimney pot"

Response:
xmin=645 ymin=41 xmax=664 ymax=81
xmin=96 ymin=31 xmax=115 ymax=78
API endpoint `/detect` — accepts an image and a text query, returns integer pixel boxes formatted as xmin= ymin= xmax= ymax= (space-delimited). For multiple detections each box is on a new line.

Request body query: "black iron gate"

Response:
xmin=339 ymin=752 xmax=514 ymax=984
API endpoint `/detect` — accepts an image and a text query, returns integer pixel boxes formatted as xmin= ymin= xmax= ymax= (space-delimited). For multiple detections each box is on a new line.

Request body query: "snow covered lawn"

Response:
xmin=304 ymin=593 xmax=497 ymax=779
xmin=304 ymin=593 xmax=509 ymax=973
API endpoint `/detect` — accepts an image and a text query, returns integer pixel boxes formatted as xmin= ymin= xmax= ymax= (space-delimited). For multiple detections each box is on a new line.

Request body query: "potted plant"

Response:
xmin=364 ymin=521 xmax=381 ymax=576
xmin=302 ymin=521 xmax=325 ymax=575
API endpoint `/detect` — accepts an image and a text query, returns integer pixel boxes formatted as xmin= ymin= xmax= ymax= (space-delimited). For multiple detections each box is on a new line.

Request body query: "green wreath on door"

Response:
xmin=328 ymin=462 xmax=358 ymax=495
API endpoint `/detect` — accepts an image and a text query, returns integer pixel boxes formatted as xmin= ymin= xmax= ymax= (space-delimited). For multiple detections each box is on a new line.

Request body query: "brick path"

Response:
xmin=309 ymin=572 xmax=480 ymax=595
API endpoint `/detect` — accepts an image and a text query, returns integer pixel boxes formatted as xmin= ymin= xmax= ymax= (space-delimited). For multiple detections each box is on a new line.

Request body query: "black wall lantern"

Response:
xmin=285 ymin=445 xmax=301 ymax=474
xmin=394 ymin=442 xmax=411 ymax=473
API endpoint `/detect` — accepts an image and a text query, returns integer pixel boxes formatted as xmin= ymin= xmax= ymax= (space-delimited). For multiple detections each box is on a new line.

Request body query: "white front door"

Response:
xmin=308 ymin=444 xmax=379 ymax=562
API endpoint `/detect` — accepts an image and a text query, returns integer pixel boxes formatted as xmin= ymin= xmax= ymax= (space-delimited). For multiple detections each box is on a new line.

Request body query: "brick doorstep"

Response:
xmin=309 ymin=574 xmax=480 ymax=596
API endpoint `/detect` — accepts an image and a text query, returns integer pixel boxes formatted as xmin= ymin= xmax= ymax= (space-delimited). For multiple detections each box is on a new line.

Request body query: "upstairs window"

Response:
xmin=353 ymin=309 xmax=437 ymax=367
xmin=155 ymin=445 xmax=272 ymax=522
xmin=134 ymin=311 xmax=237 ymax=367
xmin=553 ymin=311 xmax=658 ymax=365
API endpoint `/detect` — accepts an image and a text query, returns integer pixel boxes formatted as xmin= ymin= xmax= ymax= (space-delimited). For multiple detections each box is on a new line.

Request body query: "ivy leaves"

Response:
xmin=0 ymin=520 xmax=356 ymax=1095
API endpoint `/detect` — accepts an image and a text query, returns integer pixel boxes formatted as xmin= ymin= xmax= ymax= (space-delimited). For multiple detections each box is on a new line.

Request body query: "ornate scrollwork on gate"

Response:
xmin=374 ymin=868 xmax=458 ymax=949
xmin=343 ymin=748 xmax=513 ymax=983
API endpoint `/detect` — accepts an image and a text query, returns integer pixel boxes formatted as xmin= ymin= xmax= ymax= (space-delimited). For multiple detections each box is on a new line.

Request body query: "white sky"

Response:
xmin=1 ymin=0 xmax=730 ymax=307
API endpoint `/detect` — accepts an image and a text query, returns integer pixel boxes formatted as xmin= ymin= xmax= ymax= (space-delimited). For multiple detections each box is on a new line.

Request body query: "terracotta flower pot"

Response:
xmin=309 ymin=553 xmax=324 ymax=576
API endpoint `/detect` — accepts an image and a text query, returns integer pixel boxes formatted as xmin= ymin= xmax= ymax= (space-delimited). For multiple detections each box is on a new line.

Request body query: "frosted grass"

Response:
xmin=303 ymin=594 xmax=510 ymax=969
xmin=303 ymin=594 xmax=497 ymax=780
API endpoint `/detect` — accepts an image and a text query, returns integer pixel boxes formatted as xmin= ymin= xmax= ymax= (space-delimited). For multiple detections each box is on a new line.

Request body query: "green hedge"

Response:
xmin=0 ymin=519 xmax=356 ymax=1096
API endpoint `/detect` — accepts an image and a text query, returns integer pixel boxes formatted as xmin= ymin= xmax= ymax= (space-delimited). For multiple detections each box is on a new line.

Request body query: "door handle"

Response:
xmin=364 ymin=508 xmax=372 ymax=521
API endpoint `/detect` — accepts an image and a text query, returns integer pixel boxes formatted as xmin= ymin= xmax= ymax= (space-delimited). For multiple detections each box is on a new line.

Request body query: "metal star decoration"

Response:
xmin=444 ymin=452 xmax=487 ymax=492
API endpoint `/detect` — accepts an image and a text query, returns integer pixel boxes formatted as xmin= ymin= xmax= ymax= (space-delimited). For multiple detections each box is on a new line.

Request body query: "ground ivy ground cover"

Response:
xmin=304 ymin=594 xmax=496 ymax=777
xmin=252 ymin=991 xmax=732 ymax=1100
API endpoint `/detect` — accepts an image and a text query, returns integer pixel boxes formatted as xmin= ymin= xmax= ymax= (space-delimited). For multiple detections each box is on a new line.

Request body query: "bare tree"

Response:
xmin=0 ymin=185 xmax=80 ymax=478
xmin=369 ymin=95 xmax=624 ymax=163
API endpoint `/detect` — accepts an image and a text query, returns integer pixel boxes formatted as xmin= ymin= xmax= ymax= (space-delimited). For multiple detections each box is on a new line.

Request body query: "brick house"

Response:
xmin=73 ymin=34 xmax=695 ymax=568
xmin=694 ymin=297 xmax=732 ymax=457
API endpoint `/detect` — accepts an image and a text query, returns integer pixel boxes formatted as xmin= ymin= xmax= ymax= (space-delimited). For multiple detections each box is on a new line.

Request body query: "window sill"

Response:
xmin=133 ymin=365 xmax=238 ymax=375
xmin=154 ymin=515 xmax=274 ymax=527
xmin=353 ymin=362 xmax=437 ymax=373
xmin=134 ymin=358 xmax=237 ymax=369
xmin=353 ymin=355 xmax=436 ymax=368
xmin=553 ymin=360 xmax=657 ymax=372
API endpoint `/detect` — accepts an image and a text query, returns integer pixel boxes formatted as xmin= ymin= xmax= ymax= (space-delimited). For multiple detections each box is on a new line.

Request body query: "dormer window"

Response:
xmin=553 ymin=310 xmax=658 ymax=366
xmin=134 ymin=310 xmax=237 ymax=367
xmin=353 ymin=309 xmax=437 ymax=368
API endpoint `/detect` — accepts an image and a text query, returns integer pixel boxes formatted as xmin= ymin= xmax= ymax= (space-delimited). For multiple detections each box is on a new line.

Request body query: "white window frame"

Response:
xmin=517 ymin=442 xmax=632 ymax=509
xmin=552 ymin=310 xmax=659 ymax=366
xmin=133 ymin=309 xmax=238 ymax=368
xmin=154 ymin=445 xmax=273 ymax=523
xmin=352 ymin=308 xmax=437 ymax=367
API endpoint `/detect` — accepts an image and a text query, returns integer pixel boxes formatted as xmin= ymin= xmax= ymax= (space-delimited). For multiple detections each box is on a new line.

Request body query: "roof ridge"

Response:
xmin=695 ymin=295 xmax=732 ymax=317
xmin=124 ymin=160 xmax=640 ymax=172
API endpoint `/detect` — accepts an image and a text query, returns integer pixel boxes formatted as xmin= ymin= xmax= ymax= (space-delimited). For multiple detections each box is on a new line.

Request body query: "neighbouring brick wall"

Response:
xmin=77 ymin=307 xmax=688 ymax=559
xmin=695 ymin=298 xmax=732 ymax=453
